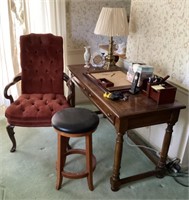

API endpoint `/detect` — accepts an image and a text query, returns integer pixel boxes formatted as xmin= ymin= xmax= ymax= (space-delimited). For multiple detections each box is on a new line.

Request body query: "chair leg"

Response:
xmin=86 ymin=135 xmax=94 ymax=191
xmin=56 ymin=135 xmax=68 ymax=190
xmin=6 ymin=125 xmax=16 ymax=152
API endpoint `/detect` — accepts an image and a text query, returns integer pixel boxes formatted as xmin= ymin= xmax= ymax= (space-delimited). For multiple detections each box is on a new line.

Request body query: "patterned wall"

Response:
xmin=66 ymin=0 xmax=131 ymax=52
xmin=126 ymin=0 xmax=189 ymax=89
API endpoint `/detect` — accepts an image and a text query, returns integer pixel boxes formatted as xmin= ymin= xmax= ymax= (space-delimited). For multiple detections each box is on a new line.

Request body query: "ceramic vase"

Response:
xmin=84 ymin=46 xmax=91 ymax=68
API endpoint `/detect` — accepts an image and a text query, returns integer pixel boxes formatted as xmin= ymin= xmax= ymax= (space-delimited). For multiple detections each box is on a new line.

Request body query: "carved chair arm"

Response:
xmin=4 ymin=73 xmax=22 ymax=104
xmin=63 ymin=72 xmax=75 ymax=107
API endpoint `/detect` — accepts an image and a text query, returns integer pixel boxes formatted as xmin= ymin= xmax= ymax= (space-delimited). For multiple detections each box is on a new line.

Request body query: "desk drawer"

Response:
xmin=77 ymin=79 xmax=115 ymax=123
xmin=101 ymin=107 xmax=115 ymax=124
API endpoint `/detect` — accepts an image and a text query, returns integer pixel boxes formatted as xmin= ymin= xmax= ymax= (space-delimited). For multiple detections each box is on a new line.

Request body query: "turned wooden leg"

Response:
xmin=86 ymin=135 xmax=94 ymax=191
xmin=6 ymin=125 xmax=16 ymax=152
xmin=156 ymin=122 xmax=175 ymax=178
xmin=56 ymin=135 xmax=68 ymax=190
xmin=110 ymin=132 xmax=124 ymax=191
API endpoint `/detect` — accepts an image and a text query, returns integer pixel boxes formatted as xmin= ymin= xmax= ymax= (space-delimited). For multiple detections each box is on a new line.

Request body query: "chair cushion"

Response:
xmin=52 ymin=107 xmax=99 ymax=133
xmin=5 ymin=94 xmax=70 ymax=127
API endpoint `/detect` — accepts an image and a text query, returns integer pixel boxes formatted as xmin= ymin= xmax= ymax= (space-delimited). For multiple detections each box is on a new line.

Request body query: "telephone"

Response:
xmin=129 ymin=72 xmax=140 ymax=94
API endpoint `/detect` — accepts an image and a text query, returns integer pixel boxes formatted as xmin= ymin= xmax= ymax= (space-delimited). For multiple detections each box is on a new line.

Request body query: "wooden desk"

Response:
xmin=68 ymin=64 xmax=186 ymax=191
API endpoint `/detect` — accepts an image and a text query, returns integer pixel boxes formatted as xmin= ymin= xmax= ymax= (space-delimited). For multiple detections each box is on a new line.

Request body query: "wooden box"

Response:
xmin=146 ymin=82 xmax=177 ymax=104
xmin=97 ymin=78 xmax=114 ymax=88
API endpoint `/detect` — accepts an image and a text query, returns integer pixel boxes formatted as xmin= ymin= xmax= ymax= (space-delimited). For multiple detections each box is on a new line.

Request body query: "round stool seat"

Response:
xmin=52 ymin=107 xmax=99 ymax=134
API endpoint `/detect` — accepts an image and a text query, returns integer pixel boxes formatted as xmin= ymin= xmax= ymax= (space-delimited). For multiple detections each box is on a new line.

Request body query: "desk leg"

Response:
xmin=156 ymin=122 xmax=175 ymax=177
xmin=110 ymin=132 xmax=124 ymax=191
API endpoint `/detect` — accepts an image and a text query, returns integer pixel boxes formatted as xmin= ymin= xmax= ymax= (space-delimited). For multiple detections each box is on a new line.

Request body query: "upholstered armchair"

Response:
xmin=4 ymin=33 xmax=75 ymax=152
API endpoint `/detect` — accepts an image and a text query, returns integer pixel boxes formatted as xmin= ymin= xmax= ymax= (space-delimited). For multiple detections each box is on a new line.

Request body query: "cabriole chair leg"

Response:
xmin=6 ymin=125 xmax=16 ymax=152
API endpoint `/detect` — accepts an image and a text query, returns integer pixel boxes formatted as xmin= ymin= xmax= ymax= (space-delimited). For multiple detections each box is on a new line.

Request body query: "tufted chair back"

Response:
xmin=20 ymin=33 xmax=64 ymax=94
xmin=4 ymin=33 xmax=75 ymax=152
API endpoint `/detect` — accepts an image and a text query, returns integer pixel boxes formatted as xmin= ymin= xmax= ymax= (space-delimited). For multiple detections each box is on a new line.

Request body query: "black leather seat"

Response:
xmin=52 ymin=107 xmax=99 ymax=133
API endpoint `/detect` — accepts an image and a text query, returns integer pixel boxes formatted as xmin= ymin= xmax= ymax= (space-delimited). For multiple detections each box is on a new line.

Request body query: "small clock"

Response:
xmin=91 ymin=53 xmax=105 ymax=68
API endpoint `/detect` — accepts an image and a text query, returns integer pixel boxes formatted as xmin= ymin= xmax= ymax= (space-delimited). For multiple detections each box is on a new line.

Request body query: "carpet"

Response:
xmin=0 ymin=104 xmax=188 ymax=200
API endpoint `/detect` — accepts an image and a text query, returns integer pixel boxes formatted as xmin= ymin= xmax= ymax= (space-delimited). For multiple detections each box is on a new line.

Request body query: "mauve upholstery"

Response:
xmin=5 ymin=33 xmax=70 ymax=127
xmin=21 ymin=34 xmax=64 ymax=94
xmin=5 ymin=94 xmax=69 ymax=126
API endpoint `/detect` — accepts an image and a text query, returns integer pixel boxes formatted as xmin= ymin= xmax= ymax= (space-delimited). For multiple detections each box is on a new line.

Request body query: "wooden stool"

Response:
xmin=51 ymin=107 xmax=99 ymax=191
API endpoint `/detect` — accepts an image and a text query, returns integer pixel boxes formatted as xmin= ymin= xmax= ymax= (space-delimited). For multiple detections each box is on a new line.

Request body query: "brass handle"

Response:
xmin=107 ymin=113 xmax=111 ymax=117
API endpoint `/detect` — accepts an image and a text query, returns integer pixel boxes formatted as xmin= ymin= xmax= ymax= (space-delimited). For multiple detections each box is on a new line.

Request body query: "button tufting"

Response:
xmin=15 ymin=101 xmax=20 ymax=105
xmin=5 ymin=34 xmax=70 ymax=128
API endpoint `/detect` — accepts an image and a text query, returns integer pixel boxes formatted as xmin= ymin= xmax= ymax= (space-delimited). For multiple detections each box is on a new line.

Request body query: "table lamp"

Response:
xmin=94 ymin=7 xmax=129 ymax=70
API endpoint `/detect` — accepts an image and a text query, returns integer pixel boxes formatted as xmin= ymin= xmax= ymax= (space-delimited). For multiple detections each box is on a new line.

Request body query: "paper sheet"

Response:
xmin=151 ymin=85 xmax=165 ymax=91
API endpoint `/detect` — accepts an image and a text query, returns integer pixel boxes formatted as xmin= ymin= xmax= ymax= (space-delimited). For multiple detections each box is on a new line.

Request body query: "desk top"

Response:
xmin=68 ymin=64 xmax=186 ymax=129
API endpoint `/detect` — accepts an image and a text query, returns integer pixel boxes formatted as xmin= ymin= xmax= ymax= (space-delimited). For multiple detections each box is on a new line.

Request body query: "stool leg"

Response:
xmin=86 ymin=135 xmax=94 ymax=191
xmin=56 ymin=134 xmax=68 ymax=190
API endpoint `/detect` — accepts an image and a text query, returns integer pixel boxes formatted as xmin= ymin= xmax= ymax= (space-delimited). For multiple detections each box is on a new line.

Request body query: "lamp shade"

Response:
xmin=94 ymin=7 xmax=129 ymax=37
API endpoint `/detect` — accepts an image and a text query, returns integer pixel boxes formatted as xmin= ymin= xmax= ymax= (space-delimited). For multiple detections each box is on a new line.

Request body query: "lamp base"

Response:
xmin=103 ymin=61 xmax=117 ymax=70
xmin=103 ymin=36 xmax=116 ymax=70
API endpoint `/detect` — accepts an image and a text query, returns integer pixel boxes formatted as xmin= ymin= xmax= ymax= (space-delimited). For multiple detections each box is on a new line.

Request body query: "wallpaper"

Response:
xmin=126 ymin=0 xmax=189 ymax=89
xmin=66 ymin=0 xmax=131 ymax=52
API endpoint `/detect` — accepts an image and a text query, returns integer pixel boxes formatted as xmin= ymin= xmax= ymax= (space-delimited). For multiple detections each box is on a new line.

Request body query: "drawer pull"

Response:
xmin=107 ymin=113 xmax=111 ymax=117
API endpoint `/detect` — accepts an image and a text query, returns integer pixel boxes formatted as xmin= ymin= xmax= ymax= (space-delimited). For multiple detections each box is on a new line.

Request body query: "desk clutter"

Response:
xmin=123 ymin=61 xmax=177 ymax=104
xmin=126 ymin=62 xmax=154 ymax=87
xmin=143 ymin=75 xmax=177 ymax=104
xmin=83 ymin=62 xmax=177 ymax=104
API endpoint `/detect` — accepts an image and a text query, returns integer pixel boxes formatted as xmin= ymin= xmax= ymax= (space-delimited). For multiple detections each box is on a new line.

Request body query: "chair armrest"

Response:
xmin=63 ymin=72 xmax=75 ymax=107
xmin=4 ymin=73 xmax=22 ymax=104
